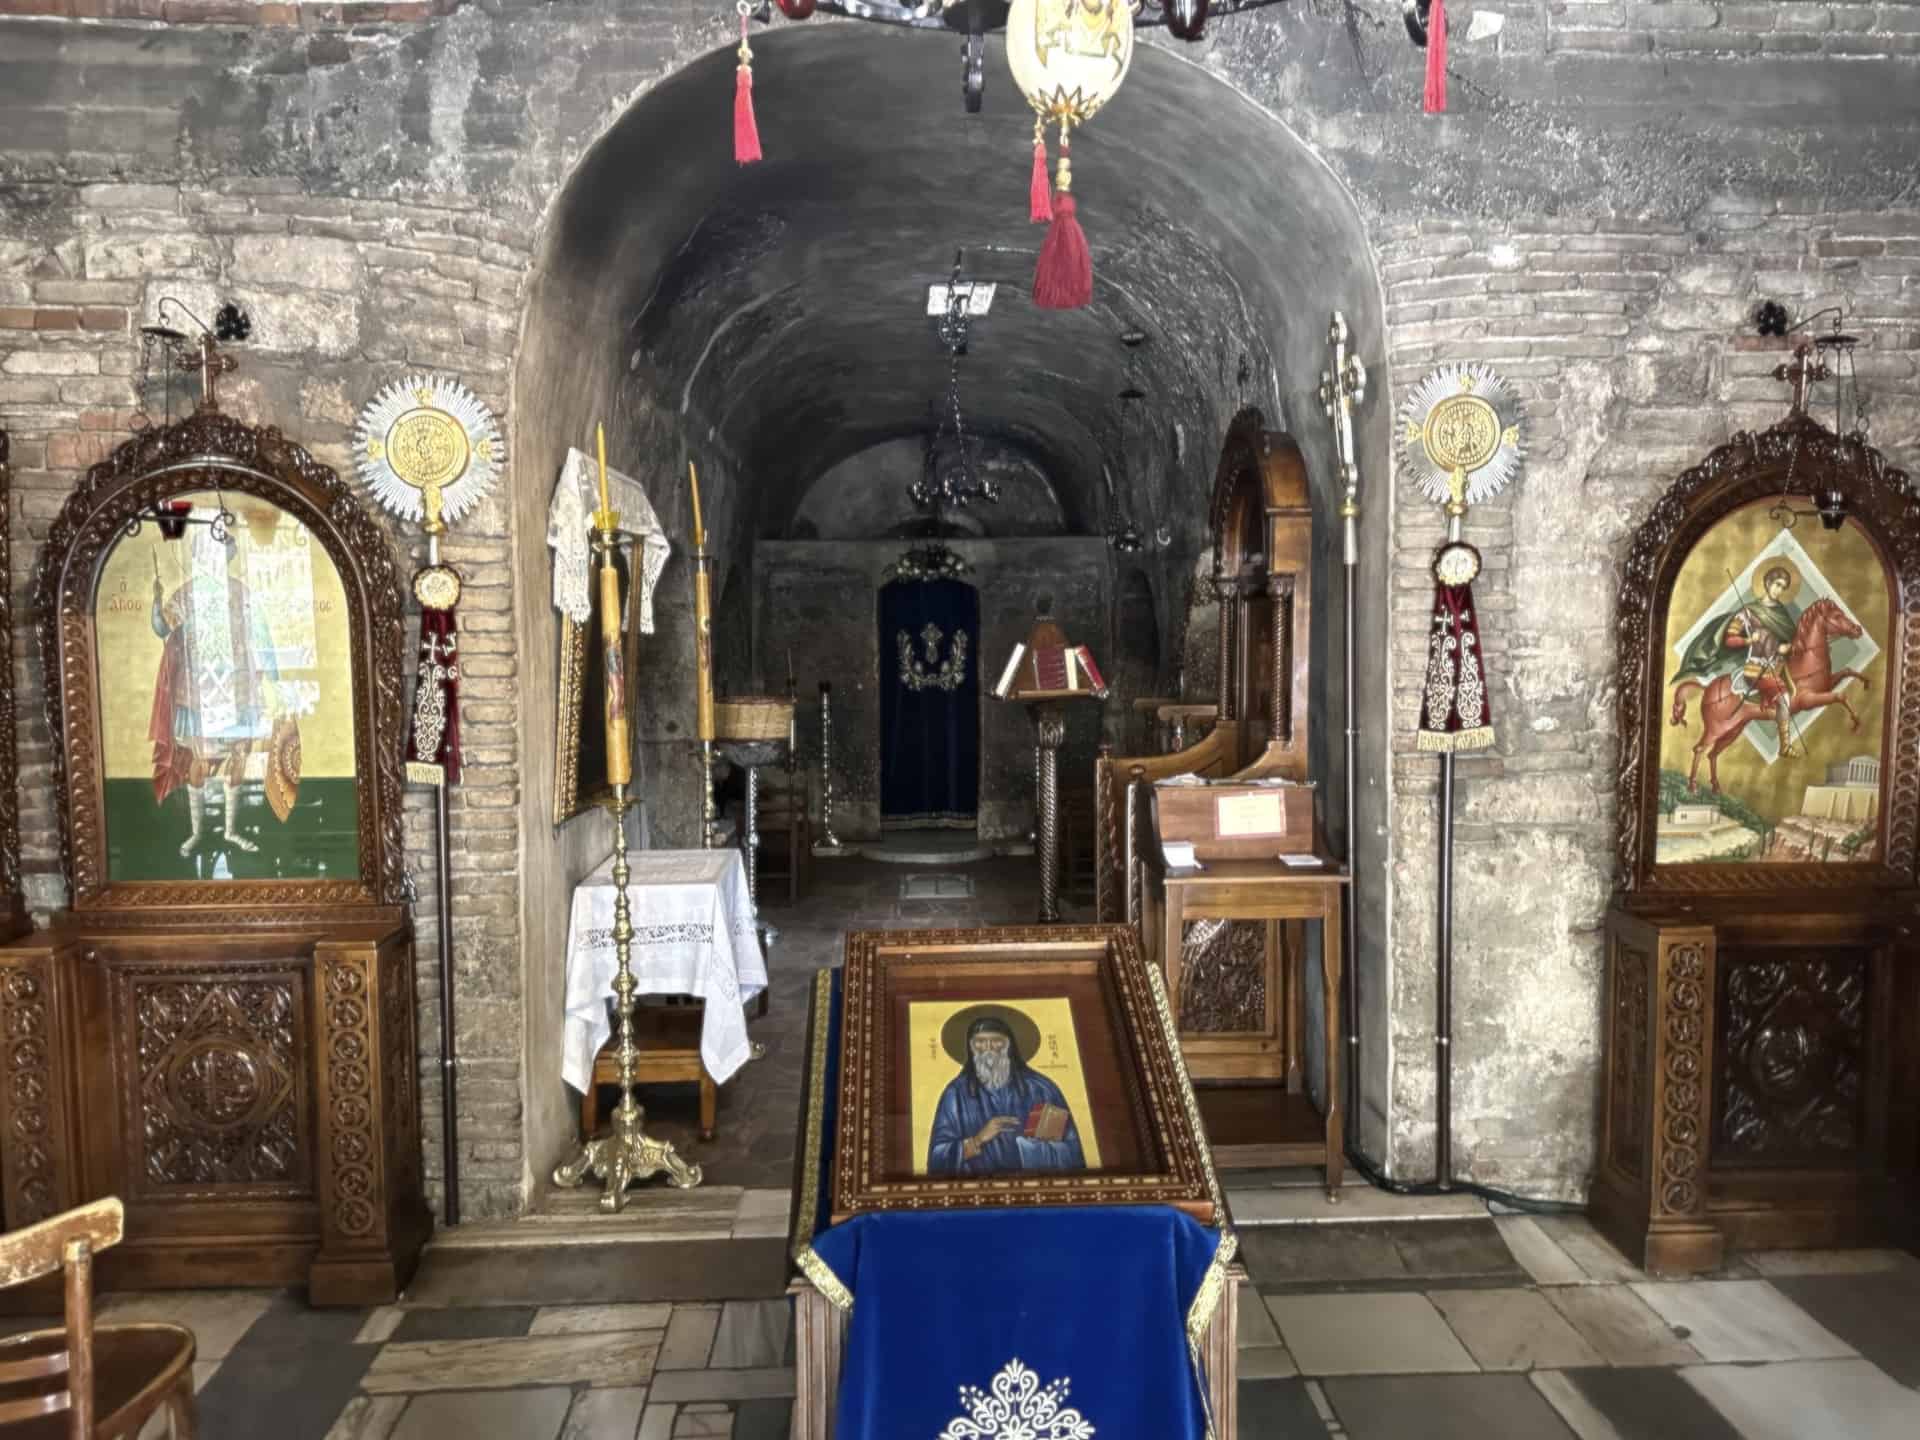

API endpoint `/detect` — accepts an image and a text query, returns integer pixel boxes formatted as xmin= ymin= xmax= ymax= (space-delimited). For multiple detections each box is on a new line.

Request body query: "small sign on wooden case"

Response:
xmin=1214 ymin=790 xmax=1288 ymax=840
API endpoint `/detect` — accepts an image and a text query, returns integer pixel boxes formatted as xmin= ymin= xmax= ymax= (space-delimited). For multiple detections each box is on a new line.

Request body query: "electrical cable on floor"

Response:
xmin=1341 ymin=1144 xmax=1586 ymax=1217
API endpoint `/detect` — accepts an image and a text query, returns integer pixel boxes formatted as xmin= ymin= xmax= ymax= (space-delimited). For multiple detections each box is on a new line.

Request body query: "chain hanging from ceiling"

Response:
xmin=910 ymin=250 xmax=999 ymax=510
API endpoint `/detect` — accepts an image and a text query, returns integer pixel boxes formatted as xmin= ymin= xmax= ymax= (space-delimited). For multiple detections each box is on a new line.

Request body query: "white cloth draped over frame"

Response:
xmin=560 ymin=849 xmax=769 ymax=1091
xmin=549 ymin=447 xmax=672 ymax=634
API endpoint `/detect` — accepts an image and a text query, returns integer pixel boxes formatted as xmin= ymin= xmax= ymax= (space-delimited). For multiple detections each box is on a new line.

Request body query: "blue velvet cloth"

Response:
xmin=797 ymin=969 xmax=1224 ymax=1440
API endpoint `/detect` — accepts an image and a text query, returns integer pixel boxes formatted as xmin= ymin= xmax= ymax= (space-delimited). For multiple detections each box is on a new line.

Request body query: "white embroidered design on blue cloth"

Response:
xmin=938 ymin=1358 xmax=1093 ymax=1440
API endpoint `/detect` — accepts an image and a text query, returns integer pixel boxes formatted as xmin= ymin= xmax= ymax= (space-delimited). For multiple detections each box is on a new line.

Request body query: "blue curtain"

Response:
xmin=879 ymin=578 xmax=980 ymax=828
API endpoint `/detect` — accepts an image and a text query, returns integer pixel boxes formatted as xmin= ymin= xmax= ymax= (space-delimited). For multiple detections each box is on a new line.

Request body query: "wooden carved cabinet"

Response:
xmin=1593 ymin=408 xmax=1920 ymax=1274
xmin=0 ymin=409 xmax=430 ymax=1304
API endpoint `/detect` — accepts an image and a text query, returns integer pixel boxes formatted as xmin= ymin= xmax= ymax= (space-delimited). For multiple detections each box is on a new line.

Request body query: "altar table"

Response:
xmin=561 ymin=849 xmax=768 ymax=1092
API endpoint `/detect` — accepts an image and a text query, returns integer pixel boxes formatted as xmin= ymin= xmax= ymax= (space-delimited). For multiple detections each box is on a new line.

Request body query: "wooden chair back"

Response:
xmin=0 ymin=1196 xmax=125 ymax=1435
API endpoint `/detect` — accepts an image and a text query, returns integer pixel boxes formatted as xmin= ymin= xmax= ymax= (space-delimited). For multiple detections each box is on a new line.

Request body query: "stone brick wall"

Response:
xmin=6 ymin=0 xmax=1920 ymax=1208
xmin=1374 ymin=207 xmax=1920 ymax=1195
xmin=1 ymin=180 xmax=530 ymax=1216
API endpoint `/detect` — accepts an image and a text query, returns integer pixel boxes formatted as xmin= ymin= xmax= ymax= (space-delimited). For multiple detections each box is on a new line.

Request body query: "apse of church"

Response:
xmin=2 ymin=0 xmax=1919 ymax=1292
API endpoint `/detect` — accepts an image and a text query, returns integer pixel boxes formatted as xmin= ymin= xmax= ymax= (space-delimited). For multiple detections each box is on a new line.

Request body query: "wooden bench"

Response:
xmin=581 ymin=1004 xmax=717 ymax=1142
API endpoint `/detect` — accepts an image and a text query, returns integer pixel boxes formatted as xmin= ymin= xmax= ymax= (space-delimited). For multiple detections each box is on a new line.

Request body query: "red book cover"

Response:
xmin=1024 ymin=1102 xmax=1069 ymax=1141
xmin=1032 ymin=646 xmax=1070 ymax=691
xmin=1075 ymin=645 xmax=1107 ymax=693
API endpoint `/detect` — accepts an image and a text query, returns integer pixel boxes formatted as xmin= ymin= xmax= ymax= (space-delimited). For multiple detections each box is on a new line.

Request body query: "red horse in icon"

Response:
xmin=1670 ymin=597 xmax=1870 ymax=793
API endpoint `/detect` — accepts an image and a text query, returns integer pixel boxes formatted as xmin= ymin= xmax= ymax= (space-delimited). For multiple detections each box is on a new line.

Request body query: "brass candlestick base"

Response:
xmin=552 ymin=784 xmax=703 ymax=1208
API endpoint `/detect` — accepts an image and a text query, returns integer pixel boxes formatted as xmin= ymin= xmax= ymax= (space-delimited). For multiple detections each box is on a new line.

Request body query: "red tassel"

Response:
xmin=734 ymin=65 xmax=762 ymax=164
xmin=1033 ymin=193 xmax=1092 ymax=310
xmin=734 ymin=15 xmax=762 ymax=165
xmin=1423 ymin=0 xmax=1447 ymax=115
xmin=1029 ymin=134 xmax=1054 ymax=225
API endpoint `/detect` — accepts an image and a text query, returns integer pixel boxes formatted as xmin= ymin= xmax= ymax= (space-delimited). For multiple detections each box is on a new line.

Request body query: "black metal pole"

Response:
xmin=437 ymin=780 xmax=460 ymax=1226
xmin=1435 ymin=752 xmax=1455 ymax=1191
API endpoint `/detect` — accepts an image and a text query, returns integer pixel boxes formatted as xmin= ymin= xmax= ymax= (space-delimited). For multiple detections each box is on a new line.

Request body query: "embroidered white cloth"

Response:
xmin=560 ymin=848 xmax=767 ymax=1091
xmin=549 ymin=448 xmax=673 ymax=634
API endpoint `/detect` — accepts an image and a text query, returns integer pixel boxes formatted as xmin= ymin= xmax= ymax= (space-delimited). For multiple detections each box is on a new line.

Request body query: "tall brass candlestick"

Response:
xmin=690 ymin=462 xmax=717 ymax=847
xmin=553 ymin=429 xmax=700 ymax=1207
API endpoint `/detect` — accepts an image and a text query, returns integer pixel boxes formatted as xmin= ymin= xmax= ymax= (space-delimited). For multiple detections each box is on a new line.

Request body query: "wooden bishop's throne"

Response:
xmin=1096 ymin=410 xmax=1341 ymax=1176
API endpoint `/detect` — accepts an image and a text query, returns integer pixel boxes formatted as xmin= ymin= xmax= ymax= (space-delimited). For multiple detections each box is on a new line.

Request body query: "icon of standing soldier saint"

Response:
xmin=147 ymin=524 xmax=302 ymax=856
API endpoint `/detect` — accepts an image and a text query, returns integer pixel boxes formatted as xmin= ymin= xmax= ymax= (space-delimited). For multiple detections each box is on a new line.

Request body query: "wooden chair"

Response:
xmin=0 ymin=1197 xmax=196 ymax=1439
xmin=581 ymin=1005 xmax=718 ymax=1142
xmin=754 ymin=766 xmax=811 ymax=904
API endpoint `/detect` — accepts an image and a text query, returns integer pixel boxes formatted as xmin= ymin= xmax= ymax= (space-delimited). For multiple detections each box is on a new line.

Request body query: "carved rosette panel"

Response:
xmin=322 ymin=951 xmax=381 ymax=1243
xmin=0 ymin=960 xmax=60 ymax=1224
xmin=127 ymin=972 xmax=307 ymax=1194
xmin=378 ymin=944 xmax=421 ymax=1205
xmin=1653 ymin=943 xmax=1711 ymax=1218
xmin=1715 ymin=951 xmax=1868 ymax=1166
xmin=1616 ymin=413 xmax=1920 ymax=892
xmin=1178 ymin=919 xmax=1267 ymax=1035
xmin=30 ymin=410 xmax=409 ymax=915
xmin=1609 ymin=943 xmax=1650 ymax=1180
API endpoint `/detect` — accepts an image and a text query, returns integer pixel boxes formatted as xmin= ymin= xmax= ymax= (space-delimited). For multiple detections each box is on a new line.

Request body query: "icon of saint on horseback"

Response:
xmin=1669 ymin=557 xmax=1871 ymax=793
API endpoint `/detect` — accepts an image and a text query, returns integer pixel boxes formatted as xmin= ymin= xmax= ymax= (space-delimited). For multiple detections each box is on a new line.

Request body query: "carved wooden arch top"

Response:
xmin=1614 ymin=411 xmax=1920 ymax=897
xmin=30 ymin=410 xmax=411 ymax=916
xmin=1208 ymin=407 xmax=1309 ymax=578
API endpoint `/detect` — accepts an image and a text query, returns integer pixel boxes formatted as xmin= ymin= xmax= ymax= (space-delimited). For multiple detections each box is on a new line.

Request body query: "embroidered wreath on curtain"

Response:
xmin=898 ymin=621 xmax=970 ymax=692
xmin=939 ymin=1357 xmax=1093 ymax=1440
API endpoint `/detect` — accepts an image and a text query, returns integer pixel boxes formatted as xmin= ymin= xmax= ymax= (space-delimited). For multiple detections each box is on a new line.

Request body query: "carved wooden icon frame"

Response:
xmin=32 ymin=410 xmax=410 ymax=920
xmin=553 ymin=544 xmax=640 ymax=825
xmin=0 ymin=429 xmax=24 ymax=938
xmin=1614 ymin=411 xmax=1920 ymax=898
xmin=831 ymin=924 xmax=1219 ymax=1226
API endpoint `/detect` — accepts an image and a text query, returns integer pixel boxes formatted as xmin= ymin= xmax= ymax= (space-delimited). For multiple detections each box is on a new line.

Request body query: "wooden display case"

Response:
xmin=831 ymin=925 xmax=1218 ymax=1225
xmin=0 ymin=409 xmax=430 ymax=1305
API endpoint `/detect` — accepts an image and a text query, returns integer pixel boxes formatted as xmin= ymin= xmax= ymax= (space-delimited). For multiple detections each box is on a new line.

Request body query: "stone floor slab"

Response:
xmin=1388 ymin=1220 xmax=1530 ymax=1288
xmin=389 ymin=1387 xmax=573 ymax=1440
xmin=1544 ymin=1285 xmax=1701 ymax=1367
xmin=1236 ymin=1283 xmax=1282 ymax=1349
xmin=321 ymin=1395 xmax=409 ymax=1440
xmin=404 ymin=1240 xmax=790 ymax=1307
xmin=731 ymin=1398 xmax=793 ymax=1440
xmin=561 ymin=1386 xmax=651 ymax=1440
xmin=530 ymin=1303 xmax=675 ymax=1336
xmin=1683 ymin=1357 xmax=1920 ymax=1440
xmin=1534 ymin=1219 xmax=1645 ymax=1285
xmin=1494 ymin=1216 xmax=1589 ymax=1287
xmin=1228 ymin=1186 xmax=1487 ymax=1225
xmin=99 ymin=1289 xmax=274 ymax=1361
xmin=709 ymin=1299 xmax=789 ymax=1369
xmin=1240 ymin=1225 xmax=1409 ymax=1291
xmin=1263 ymin=1291 xmax=1479 ymax=1376
xmin=646 ymin=1366 xmax=797 ymax=1404
xmin=1428 ymin=1287 xmax=1605 ymax=1371
xmin=362 ymin=1332 xmax=661 ymax=1394
xmin=1236 ymin=1377 xmax=1325 ymax=1437
xmin=1629 ymin=1280 xmax=1855 ymax=1363
xmin=1322 ymin=1373 xmax=1577 ymax=1439
xmin=1532 ymin=1366 xmax=1745 ymax=1440
xmin=391 ymin=1306 xmax=537 ymax=1343
xmin=354 ymin=1308 xmax=405 ymax=1345
xmin=1767 ymin=1270 xmax=1920 ymax=1386
xmin=658 ymin=1305 xmax=722 ymax=1370
xmin=1742 ymin=1248 xmax=1920 ymax=1279
xmin=636 ymin=1404 xmax=677 ymax=1440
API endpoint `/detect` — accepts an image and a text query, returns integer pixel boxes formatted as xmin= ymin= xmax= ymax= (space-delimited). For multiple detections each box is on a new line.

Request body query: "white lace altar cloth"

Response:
xmin=560 ymin=848 xmax=767 ymax=1091
xmin=549 ymin=448 xmax=672 ymax=633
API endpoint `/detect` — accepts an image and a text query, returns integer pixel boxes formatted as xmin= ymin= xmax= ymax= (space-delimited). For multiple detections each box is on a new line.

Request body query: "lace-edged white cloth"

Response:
xmin=560 ymin=848 xmax=768 ymax=1090
xmin=549 ymin=447 xmax=673 ymax=634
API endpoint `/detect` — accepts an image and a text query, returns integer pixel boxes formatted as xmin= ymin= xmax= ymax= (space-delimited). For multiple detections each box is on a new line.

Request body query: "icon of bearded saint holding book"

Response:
xmin=928 ymin=1014 xmax=1085 ymax=1175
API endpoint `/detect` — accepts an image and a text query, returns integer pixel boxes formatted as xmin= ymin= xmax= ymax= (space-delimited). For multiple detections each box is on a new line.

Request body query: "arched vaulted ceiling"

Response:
xmin=519 ymin=21 xmax=1383 ymax=561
